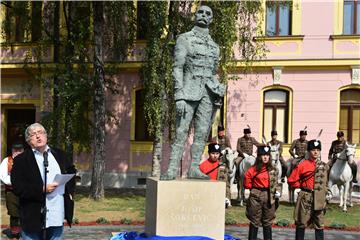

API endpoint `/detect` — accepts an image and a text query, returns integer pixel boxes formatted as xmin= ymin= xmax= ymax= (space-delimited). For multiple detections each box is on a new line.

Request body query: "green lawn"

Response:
xmin=1 ymin=189 xmax=359 ymax=229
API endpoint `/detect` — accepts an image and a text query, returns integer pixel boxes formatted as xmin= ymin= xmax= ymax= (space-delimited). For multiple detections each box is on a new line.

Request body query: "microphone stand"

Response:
xmin=42 ymin=151 xmax=48 ymax=239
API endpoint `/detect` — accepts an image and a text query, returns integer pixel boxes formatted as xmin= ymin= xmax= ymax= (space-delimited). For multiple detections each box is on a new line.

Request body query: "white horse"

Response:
xmin=328 ymin=143 xmax=356 ymax=212
xmin=221 ymin=148 xmax=238 ymax=207
xmin=221 ymin=147 xmax=238 ymax=186
xmin=237 ymin=153 xmax=256 ymax=206
xmin=269 ymin=143 xmax=282 ymax=184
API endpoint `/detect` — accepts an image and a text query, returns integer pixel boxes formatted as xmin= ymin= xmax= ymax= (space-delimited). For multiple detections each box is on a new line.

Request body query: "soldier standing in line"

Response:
xmin=289 ymin=130 xmax=308 ymax=169
xmin=288 ymin=140 xmax=330 ymax=240
xmin=267 ymin=130 xmax=287 ymax=183
xmin=328 ymin=131 xmax=358 ymax=183
xmin=244 ymin=146 xmax=281 ymax=240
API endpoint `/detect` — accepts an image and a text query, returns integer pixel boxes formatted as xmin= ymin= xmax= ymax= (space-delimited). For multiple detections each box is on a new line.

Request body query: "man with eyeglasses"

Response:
xmin=11 ymin=123 xmax=77 ymax=240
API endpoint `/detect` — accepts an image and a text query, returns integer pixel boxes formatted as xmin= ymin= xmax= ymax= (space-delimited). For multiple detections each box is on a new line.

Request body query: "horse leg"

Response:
xmin=343 ymin=182 xmax=349 ymax=212
xmin=349 ymin=182 xmax=353 ymax=207
xmin=238 ymin=179 xmax=244 ymax=207
xmin=236 ymin=180 xmax=240 ymax=203
xmin=338 ymin=185 xmax=344 ymax=208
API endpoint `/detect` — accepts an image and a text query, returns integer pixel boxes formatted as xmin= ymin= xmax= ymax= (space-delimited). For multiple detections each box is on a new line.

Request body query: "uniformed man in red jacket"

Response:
xmin=288 ymin=139 xmax=330 ymax=240
xmin=244 ymin=146 xmax=281 ymax=240
xmin=199 ymin=143 xmax=221 ymax=180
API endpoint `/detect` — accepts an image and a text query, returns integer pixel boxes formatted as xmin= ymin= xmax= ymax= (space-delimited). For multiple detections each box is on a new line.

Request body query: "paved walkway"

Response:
xmin=60 ymin=225 xmax=360 ymax=240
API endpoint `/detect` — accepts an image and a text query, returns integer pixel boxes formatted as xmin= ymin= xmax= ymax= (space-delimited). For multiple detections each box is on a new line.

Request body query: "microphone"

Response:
xmin=43 ymin=151 xmax=48 ymax=167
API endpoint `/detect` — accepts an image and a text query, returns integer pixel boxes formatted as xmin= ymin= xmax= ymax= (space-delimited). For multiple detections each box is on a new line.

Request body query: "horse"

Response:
xmin=221 ymin=147 xmax=238 ymax=186
xmin=269 ymin=143 xmax=282 ymax=184
xmin=237 ymin=153 xmax=256 ymax=206
xmin=221 ymin=147 xmax=238 ymax=207
xmin=328 ymin=143 xmax=357 ymax=212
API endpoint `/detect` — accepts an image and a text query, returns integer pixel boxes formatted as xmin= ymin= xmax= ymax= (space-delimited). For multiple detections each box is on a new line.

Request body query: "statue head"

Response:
xmin=195 ymin=5 xmax=213 ymax=28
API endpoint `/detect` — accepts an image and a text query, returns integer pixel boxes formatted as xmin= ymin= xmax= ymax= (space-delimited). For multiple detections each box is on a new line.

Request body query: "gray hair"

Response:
xmin=25 ymin=123 xmax=47 ymax=142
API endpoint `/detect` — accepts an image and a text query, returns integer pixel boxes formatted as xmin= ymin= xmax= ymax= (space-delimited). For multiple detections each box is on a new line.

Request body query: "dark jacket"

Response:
xmin=11 ymin=148 xmax=76 ymax=233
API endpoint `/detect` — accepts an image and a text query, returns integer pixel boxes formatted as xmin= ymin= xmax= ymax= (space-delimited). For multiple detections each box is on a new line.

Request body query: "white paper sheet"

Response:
xmin=47 ymin=174 xmax=75 ymax=198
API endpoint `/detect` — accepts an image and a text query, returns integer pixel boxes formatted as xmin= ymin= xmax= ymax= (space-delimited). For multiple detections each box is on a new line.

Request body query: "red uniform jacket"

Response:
xmin=287 ymin=159 xmax=316 ymax=189
xmin=244 ymin=165 xmax=270 ymax=189
xmin=199 ymin=159 xmax=220 ymax=180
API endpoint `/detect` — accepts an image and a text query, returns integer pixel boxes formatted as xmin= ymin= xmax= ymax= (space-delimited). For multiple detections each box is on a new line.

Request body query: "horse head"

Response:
xmin=221 ymin=147 xmax=238 ymax=171
xmin=345 ymin=142 xmax=357 ymax=162
xmin=269 ymin=143 xmax=280 ymax=164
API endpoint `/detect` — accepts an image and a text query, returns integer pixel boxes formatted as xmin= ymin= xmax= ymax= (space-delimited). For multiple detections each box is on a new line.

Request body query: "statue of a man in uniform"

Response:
xmin=161 ymin=5 xmax=226 ymax=180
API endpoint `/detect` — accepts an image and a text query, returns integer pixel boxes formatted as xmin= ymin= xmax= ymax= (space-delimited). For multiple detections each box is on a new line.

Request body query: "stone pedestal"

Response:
xmin=145 ymin=177 xmax=225 ymax=239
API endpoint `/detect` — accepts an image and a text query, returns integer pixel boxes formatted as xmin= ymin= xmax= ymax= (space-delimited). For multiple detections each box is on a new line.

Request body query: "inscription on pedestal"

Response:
xmin=145 ymin=177 xmax=225 ymax=239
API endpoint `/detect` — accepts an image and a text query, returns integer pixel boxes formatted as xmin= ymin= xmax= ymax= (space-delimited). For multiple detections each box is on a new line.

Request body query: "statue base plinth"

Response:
xmin=145 ymin=177 xmax=225 ymax=239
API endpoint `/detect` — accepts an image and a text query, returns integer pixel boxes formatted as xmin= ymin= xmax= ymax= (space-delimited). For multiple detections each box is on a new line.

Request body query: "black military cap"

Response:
xmin=208 ymin=143 xmax=221 ymax=153
xmin=11 ymin=142 xmax=24 ymax=149
xmin=257 ymin=146 xmax=270 ymax=155
xmin=337 ymin=131 xmax=344 ymax=137
xmin=244 ymin=128 xmax=251 ymax=134
xmin=299 ymin=130 xmax=307 ymax=136
xmin=271 ymin=130 xmax=277 ymax=136
xmin=218 ymin=125 xmax=225 ymax=132
xmin=307 ymin=140 xmax=321 ymax=151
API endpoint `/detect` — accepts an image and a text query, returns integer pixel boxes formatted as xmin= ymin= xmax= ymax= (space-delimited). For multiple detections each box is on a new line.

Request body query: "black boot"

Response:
xmin=295 ymin=227 xmax=305 ymax=240
xmin=315 ymin=229 xmax=324 ymax=240
xmin=248 ymin=223 xmax=258 ymax=240
xmin=263 ymin=226 xmax=272 ymax=240
xmin=351 ymin=164 xmax=358 ymax=183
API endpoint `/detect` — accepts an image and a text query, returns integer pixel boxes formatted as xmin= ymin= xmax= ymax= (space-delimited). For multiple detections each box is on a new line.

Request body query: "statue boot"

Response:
xmin=160 ymin=143 xmax=184 ymax=180
xmin=187 ymin=143 xmax=209 ymax=179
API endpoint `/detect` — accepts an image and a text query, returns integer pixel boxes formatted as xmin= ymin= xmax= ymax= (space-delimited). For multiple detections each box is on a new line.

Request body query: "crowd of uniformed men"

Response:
xmin=200 ymin=126 xmax=358 ymax=240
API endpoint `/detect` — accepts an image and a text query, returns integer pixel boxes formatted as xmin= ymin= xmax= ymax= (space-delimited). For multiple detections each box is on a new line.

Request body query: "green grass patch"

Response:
xmin=2 ymin=189 xmax=359 ymax=229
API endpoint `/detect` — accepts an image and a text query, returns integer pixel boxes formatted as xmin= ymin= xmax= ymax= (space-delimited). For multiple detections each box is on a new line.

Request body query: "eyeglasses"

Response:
xmin=29 ymin=130 xmax=45 ymax=138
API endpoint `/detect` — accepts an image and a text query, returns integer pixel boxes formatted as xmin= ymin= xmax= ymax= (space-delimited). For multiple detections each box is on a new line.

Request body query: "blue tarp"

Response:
xmin=110 ymin=232 xmax=241 ymax=240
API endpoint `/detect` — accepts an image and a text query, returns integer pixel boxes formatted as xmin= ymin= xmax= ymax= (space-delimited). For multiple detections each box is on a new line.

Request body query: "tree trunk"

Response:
xmin=90 ymin=1 xmax=106 ymax=200
xmin=152 ymin=130 xmax=162 ymax=177
xmin=53 ymin=1 xmax=60 ymax=147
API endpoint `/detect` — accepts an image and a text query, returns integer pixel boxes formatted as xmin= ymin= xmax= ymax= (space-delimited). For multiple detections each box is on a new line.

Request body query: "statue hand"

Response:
xmin=176 ymin=100 xmax=187 ymax=116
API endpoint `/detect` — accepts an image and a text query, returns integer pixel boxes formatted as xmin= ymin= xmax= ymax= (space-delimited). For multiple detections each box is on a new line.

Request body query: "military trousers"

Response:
xmin=218 ymin=165 xmax=231 ymax=200
xmin=246 ymin=188 xmax=275 ymax=228
xmin=294 ymin=191 xmax=325 ymax=229
xmin=5 ymin=190 xmax=20 ymax=227
xmin=168 ymin=90 xmax=215 ymax=173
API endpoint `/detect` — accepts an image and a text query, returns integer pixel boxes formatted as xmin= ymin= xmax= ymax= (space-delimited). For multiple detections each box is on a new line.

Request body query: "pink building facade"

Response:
xmin=1 ymin=1 xmax=359 ymax=187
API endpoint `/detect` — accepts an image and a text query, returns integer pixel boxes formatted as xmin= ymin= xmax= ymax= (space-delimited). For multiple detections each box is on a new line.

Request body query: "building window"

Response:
xmin=2 ymin=1 xmax=43 ymax=43
xmin=340 ymin=89 xmax=360 ymax=144
xmin=263 ymin=89 xmax=289 ymax=143
xmin=136 ymin=1 xmax=148 ymax=40
xmin=266 ymin=1 xmax=292 ymax=36
xmin=343 ymin=0 xmax=360 ymax=34
xmin=134 ymin=89 xmax=153 ymax=141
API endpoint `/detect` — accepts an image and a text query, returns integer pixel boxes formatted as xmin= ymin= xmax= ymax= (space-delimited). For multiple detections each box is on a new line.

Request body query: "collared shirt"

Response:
xmin=287 ymin=159 xmax=316 ymax=190
xmin=33 ymin=145 xmax=64 ymax=228
xmin=244 ymin=165 xmax=270 ymax=189
xmin=199 ymin=159 xmax=220 ymax=180
xmin=0 ymin=157 xmax=12 ymax=185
